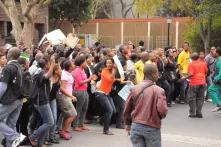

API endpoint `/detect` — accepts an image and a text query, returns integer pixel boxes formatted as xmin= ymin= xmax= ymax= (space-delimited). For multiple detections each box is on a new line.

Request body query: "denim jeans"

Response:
xmin=180 ymin=79 xmax=188 ymax=102
xmin=0 ymin=100 xmax=23 ymax=147
xmin=95 ymin=92 xmax=116 ymax=132
xmin=49 ymin=99 xmax=57 ymax=139
xmin=30 ymin=103 xmax=54 ymax=145
xmin=130 ymin=123 xmax=161 ymax=147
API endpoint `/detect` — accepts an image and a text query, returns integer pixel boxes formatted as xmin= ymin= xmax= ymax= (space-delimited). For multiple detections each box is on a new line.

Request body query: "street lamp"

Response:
xmin=167 ymin=17 xmax=172 ymax=47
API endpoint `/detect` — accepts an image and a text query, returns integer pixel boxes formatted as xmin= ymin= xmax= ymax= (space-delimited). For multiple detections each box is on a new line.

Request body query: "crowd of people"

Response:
xmin=0 ymin=39 xmax=220 ymax=147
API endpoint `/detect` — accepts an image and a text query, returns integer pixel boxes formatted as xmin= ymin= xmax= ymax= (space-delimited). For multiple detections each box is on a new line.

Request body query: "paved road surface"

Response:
xmin=52 ymin=102 xmax=221 ymax=147
xmin=1 ymin=102 xmax=221 ymax=147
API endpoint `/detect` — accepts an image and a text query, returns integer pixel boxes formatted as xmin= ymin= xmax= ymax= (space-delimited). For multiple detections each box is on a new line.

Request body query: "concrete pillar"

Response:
xmin=96 ymin=22 xmax=99 ymax=39
xmin=121 ymin=22 xmax=124 ymax=44
xmin=147 ymin=22 xmax=151 ymax=50
xmin=175 ymin=21 xmax=179 ymax=49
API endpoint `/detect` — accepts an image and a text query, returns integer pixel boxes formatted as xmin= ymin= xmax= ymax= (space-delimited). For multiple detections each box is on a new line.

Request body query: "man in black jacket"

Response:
xmin=0 ymin=47 xmax=26 ymax=147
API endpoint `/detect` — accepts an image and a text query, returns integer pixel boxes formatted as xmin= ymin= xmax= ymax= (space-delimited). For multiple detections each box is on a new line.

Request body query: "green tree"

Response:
xmin=0 ymin=0 xmax=52 ymax=48
xmin=170 ymin=0 xmax=221 ymax=54
xmin=49 ymin=0 xmax=91 ymax=30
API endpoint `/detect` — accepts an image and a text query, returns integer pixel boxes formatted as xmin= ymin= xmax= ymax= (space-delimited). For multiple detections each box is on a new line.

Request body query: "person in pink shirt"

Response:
xmin=72 ymin=55 xmax=96 ymax=132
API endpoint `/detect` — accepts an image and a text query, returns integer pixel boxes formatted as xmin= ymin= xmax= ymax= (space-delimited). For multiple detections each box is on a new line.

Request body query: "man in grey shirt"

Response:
xmin=205 ymin=47 xmax=217 ymax=100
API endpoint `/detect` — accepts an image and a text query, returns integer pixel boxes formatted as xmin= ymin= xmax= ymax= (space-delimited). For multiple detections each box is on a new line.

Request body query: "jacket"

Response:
xmin=124 ymin=80 xmax=168 ymax=129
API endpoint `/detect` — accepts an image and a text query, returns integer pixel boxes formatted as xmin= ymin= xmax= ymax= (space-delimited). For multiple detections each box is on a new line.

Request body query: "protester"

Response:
xmin=0 ymin=47 xmax=26 ymax=147
xmin=95 ymin=58 xmax=117 ymax=135
xmin=124 ymin=63 xmax=168 ymax=147
xmin=208 ymin=47 xmax=221 ymax=112
xmin=177 ymin=42 xmax=191 ymax=104
xmin=135 ymin=52 xmax=149 ymax=84
xmin=28 ymin=56 xmax=56 ymax=147
xmin=187 ymin=52 xmax=208 ymax=118
xmin=57 ymin=60 xmax=77 ymax=140
xmin=0 ymin=53 xmax=7 ymax=73
xmin=72 ymin=56 xmax=94 ymax=131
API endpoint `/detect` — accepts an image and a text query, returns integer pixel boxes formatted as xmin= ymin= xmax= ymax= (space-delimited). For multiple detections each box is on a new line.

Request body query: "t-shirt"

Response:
xmin=178 ymin=50 xmax=190 ymax=74
xmin=135 ymin=60 xmax=144 ymax=84
xmin=61 ymin=70 xmax=74 ymax=95
xmin=72 ymin=67 xmax=88 ymax=91
xmin=188 ymin=60 xmax=208 ymax=86
xmin=98 ymin=68 xmax=115 ymax=94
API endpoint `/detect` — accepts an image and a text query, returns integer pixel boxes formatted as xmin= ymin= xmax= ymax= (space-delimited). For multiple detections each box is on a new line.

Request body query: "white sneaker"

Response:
xmin=12 ymin=133 xmax=26 ymax=147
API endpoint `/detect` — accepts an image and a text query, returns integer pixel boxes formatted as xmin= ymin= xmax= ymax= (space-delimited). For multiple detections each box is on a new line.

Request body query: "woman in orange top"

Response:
xmin=95 ymin=58 xmax=117 ymax=135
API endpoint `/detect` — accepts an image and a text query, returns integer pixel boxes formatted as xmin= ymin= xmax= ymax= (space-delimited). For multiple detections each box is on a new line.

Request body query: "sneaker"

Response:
xmin=12 ymin=133 xmax=26 ymax=147
xmin=188 ymin=114 xmax=196 ymax=118
xmin=49 ymin=137 xmax=60 ymax=144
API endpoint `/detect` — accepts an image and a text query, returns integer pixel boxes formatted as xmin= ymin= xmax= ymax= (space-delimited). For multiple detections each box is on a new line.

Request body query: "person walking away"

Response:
xmin=72 ymin=56 xmax=96 ymax=131
xmin=124 ymin=64 xmax=168 ymax=147
xmin=95 ymin=58 xmax=117 ymax=135
xmin=208 ymin=47 xmax=221 ymax=112
xmin=0 ymin=47 xmax=26 ymax=147
xmin=177 ymin=42 xmax=191 ymax=104
xmin=205 ymin=47 xmax=217 ymax=101
xmin=28 ymin=57 xmax=56 ymax=147
xmin=187 ymin=53 xmax=208 ymax=118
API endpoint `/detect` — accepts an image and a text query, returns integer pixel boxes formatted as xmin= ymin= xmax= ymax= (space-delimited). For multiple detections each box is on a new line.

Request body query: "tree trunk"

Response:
xmin=204 ymin=40 xmax=210 ymax=55
xmin=7 ymin=4 xmax=23 ymax=45
xmin=21 ymin=21 xmax=35 ymax=48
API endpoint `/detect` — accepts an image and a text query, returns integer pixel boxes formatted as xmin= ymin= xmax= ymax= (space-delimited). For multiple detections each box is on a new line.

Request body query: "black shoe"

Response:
xmin=1 ymin=138 xmax=6 ymax=146
xmin=103 ymin=130 xmax=114 ymax=135
xmin=188 ymin=114 xmax=196 ymax=118
xmin=116 ymin=125 xmax=125 ymax=129
xmin=196 ymin=114 xmax=203 ymax=118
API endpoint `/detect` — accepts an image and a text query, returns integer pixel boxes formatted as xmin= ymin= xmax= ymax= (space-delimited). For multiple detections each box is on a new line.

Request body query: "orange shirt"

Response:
xmin=188 ymin=60 xmax=208 ymax=86
xmin=98 ymin=68 xmax=115 ymax=93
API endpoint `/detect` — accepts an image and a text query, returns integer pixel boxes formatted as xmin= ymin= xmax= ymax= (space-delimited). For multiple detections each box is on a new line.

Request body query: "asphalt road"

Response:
xmin=52 ymin=102 xmax=221 ymax=147
xmin=1 ymin=102 xmax=221 ymax=147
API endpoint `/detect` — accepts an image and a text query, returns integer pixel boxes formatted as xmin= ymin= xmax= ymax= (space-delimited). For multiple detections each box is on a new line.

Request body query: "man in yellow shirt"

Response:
xmin=135 ymin=52 xmax=149 ymax=84
xmin=177 ymin=42 xmax=191 ymax=104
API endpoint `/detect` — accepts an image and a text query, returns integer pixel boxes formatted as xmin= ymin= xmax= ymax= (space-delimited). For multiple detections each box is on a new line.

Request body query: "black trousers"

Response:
xmin=157 ymin=79 xmax=172 ymax=103
xmin=95 ymin=92 xmax=116 ymax=132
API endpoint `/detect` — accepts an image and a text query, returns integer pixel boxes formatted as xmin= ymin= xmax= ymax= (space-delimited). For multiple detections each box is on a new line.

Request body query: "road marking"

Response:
xmin=162 ymin=133 xmax=221 ymax=147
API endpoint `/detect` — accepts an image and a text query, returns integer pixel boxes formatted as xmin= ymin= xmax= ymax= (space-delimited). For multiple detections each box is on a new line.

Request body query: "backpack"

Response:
xmin=21 ymin=71 xmax=33 ymax=97
xmin=10 ymin=62 xmax=33 ymax=98
xmin=29 ymin=72 xmax=40 ymax=104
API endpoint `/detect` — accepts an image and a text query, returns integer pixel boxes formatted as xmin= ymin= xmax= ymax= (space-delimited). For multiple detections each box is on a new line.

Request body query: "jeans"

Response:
xmin=30 ymin=103 xmax=54 ymax=145
xmin=130 ymin=123 xmax=161 ymax=147
xmin=188 ymin=85 xmax=205 ymax=115
xmin=49 ymin=99 xmax=57 ymax=139
xmin=180 ymin=79 xmax=188 ymax=102
xmin=95 ymin=92 xmax=116 ymax=132
xmin=73 ymin=91 xmax=89 ymax=128
xmin=0 ymin=100 xmax=23 ymax=147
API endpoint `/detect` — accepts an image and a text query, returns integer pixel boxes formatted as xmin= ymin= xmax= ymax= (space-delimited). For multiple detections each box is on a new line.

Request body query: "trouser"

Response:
xmin=188 ymin=85 xmax=205 ymax=115
xmin=86 ymin=90 xmax=100 ymax=119
xmin=73 ymin=91 xmax=89 ymax=128
xmin=157 ymin=79 xmax=172 ymax=103
xmin=48 ymin=99 xmax=57 ymax=139
xmin=16 ymin=101 xmax=30 ymax=136
xmin=208 ymin=84 xmax=221 ymax=106
xmin=29 ymin=103 xmax=54 ymax=145
xmin=111 ymin=91 xmax=125 ymax=127
xmin=27 ymin=105 xmax=42 ymax=135
xmin=95 ymin=92 xmax=116 ymax=132
xmin=0 ymin=100 xmax=23 ymax=147
xmin=130 ymin=123 xmax=161 ymax=147
xmin=180 ymin=79 xmax=188 ymax=102
xmin=206 ymin=74 xmax=214 ymax=100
